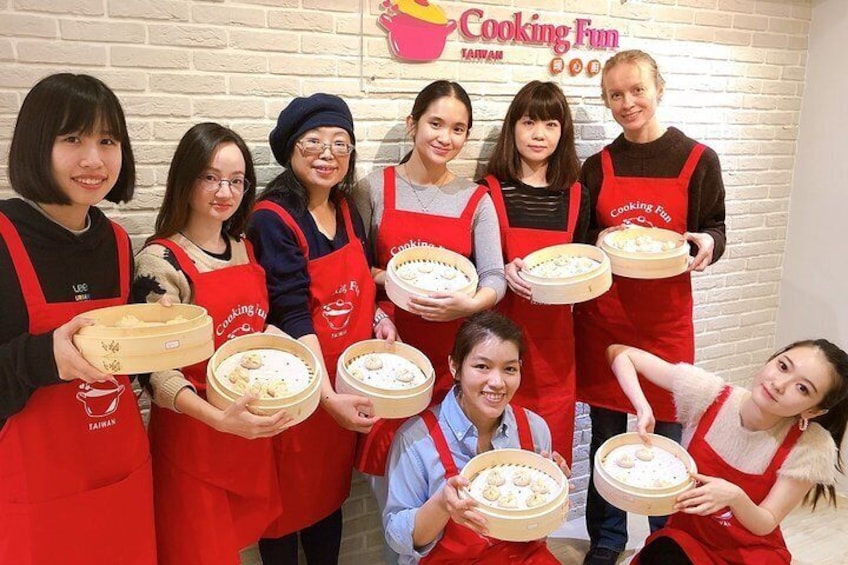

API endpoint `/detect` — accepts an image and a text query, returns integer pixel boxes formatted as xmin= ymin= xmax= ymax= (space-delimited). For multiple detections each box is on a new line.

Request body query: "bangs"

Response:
xmin=56 ymin=84 xmax=125 ymax=140
xmin=522 ymin=90 xmax=566 ymax=124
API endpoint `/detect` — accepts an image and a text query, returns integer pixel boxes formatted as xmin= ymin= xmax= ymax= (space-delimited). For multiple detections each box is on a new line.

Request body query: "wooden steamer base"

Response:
xmin=601 ymin=227 xmax=689 ymax=280
xmin=336 ymin=339 xmax=434 ymax=419
xmin=519 ymin=243 xmax=612 ymax=304
xmin=206 ymin=333 xmax=322 ymax=422
xmin=593 ymin=432 xmax=697 ymax=516
xmin=73 ymin=303 xmax=213 ymax=374
xmin=385 ymin=246 xmax=478 ymax=313
xmin=460 ymin=449 xmax=570 ymax=542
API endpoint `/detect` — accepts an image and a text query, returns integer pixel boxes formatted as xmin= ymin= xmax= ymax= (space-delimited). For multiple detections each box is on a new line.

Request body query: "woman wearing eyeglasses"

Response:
xmin=247 ymin=94 xmax=395 ymax=564
xmin=133 ymin=123 xmax=292 ymax=565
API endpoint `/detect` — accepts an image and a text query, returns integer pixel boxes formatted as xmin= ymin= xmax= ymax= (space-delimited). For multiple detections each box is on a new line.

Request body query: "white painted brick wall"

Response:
xmin=0 ymin=0 xmax=813 ymax=561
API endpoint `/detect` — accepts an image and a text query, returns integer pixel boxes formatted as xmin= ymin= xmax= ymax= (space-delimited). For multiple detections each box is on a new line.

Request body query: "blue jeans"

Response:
xmin=585 ymin=406 xmax=682 ymax=552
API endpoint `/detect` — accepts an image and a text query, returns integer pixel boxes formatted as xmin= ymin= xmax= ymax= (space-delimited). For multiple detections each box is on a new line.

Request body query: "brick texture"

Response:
xmin=0 ymin=0 xmax=813 ymax=561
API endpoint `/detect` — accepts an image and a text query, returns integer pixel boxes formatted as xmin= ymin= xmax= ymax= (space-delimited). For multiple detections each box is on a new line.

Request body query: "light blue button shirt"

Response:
xmin=383 ymin=387 xmax=552 ymax=564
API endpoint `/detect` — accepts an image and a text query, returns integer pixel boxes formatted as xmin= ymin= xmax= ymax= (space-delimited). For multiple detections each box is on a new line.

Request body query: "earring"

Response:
xmin=798 ymin=417 xmax=809 ymax=432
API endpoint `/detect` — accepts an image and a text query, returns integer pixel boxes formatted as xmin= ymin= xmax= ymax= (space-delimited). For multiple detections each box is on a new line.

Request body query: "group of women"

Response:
xmin=1 ymin=49 xmax=847 ymax=565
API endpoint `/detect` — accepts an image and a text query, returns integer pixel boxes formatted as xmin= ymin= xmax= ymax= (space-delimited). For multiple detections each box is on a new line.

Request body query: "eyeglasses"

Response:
xmin=296 ymin=139 xmax=355 ymax=156
xmin=197 ymin=173 xmax=250 ymax=193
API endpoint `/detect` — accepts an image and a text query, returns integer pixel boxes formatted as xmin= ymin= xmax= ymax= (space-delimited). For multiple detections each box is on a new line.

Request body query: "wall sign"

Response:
xmin=378 ymin=0 xmax=620 ymax=65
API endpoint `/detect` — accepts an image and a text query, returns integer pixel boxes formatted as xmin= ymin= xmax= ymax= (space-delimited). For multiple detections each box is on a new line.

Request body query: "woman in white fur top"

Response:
xmin=607 ymin=340 xmax=848 ymax=565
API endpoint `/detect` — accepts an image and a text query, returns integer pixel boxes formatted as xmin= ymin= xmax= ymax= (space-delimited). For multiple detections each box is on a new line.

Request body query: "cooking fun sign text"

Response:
xmin=378 ymin=0 xmax=620 ymax=64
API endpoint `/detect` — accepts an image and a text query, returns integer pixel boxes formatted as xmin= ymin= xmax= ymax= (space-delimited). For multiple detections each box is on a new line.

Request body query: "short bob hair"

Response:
xmin=150 ymin=122 xmax=257 ymax=242
xmin=486 ymin=81 xmax=580 ymax=191
xmin=8 ymin=73 xmax=136 ymax=204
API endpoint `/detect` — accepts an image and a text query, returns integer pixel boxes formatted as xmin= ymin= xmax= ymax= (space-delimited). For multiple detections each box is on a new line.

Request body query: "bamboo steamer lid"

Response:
xmin=600 ymin=227 xmax=689 ymax=279
xmin=593 ymin=432 xmax=697 ymax=516
xmin=73 ymin=303 xmax=213 ymax=374
xmin=206 ymin=333 xmax=322 ymax=422
xmin=385 ymin=246 xmax=478 ymax=314
xmin=519 ymin=243 xmax=612 ymax=304
xmin=459 ymin=449 xmax=570 ymax=542
xmin=336 ymin=339 xmax=434 ymax=419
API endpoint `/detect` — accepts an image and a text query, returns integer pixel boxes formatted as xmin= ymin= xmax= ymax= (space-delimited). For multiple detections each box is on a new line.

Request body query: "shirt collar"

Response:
xmin=441 ymin=386 xmax=517 ymax=444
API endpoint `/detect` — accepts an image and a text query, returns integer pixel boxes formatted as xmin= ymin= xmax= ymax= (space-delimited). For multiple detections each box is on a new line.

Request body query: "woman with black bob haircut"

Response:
xmin=0 ymin=73 xmax=155 ymax=563
xmin=9 ymin=73 xmax=135 ymax=206
xmin=134 ymin=122 xmax=291 ymax=565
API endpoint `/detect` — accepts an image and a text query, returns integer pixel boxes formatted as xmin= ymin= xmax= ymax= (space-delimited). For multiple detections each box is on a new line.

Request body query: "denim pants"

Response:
xmin=585 ymin=405 xmax=682 ymax=552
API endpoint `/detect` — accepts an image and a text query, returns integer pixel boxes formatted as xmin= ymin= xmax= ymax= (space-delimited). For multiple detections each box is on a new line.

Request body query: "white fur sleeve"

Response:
xmin=778 ymin=423 xmax=838 ymax=485
xmin=671 ymin=364 xmax=725 ymax=428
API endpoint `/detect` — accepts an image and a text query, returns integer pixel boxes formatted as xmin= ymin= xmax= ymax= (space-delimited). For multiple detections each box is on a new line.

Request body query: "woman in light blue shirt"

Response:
xmin=384 ymin=311 xmax=570 ymax=564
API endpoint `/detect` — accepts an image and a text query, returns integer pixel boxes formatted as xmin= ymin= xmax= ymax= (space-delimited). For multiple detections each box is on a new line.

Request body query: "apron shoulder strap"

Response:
xmin=765 ymin=423 xmax=804 ymax=476
xmin=254 ymin=200 xmax=310 ymax=258
xmin=481 ymin=175 xmax=511 ymax=236
xmin=511 ymin=404 xmax=535 ymax=451
xmin=242 ymin=237 xmax=258 ymax=264
xmin=0 ymin=210 xmax=47 ymax=308
xmin=565 ymin=181 xmax=583 ymax=234
xmin=109 ymin=221 xmax=131 ymax=302
xmin=337 ymin=198 xmax=359 ymax=245
xmin=421 ymin=409 xmax=460 ymax=478
xmin=383 ymin=166 xmax=397 ymax=212
xmin=693 ymin=385 xmax=733 ymax=438
xmin=148 ymin=238 xmax=201 ymax=282
xmin=678 ymin=143 xmax=707 ymax=186
xmin=600 ymin=148 xmax=616 ymax=180
xmin=460 ymin=185 xmax=488 ymax=222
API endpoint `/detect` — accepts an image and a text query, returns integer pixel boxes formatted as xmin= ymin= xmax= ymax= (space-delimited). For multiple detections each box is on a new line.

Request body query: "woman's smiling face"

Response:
xmin=453 ymin=336 xmax=521 ymax=427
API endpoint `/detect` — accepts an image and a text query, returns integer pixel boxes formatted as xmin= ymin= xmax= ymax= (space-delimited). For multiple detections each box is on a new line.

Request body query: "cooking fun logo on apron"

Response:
xmin=324 ymin=281 xmax=361 ymax=339
xmin=390 ymin=239 xmax=438 ymax=256
xmin=216 ymin=303 xmax=267 ymax=340
xmin=713 ymin=509 xmax=734 ymax=527
xmin=610 ymin=200 xmax=673 ymax=228
xmin=77 ymin=381 xmax=125 ymax=430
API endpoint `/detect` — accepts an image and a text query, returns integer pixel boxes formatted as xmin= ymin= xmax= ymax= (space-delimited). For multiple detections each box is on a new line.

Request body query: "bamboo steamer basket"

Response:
xmin=600 ymin=227 xmax=689 ymax=279
xmin=385 ymin=246 xmax=478 ymax=314
xmin=459 ymin=449 xmax=570 ymax=542
xmin=206 ymin=333 xmax=322 ymax=421
xmin=593 ymin=432 xmax=697 ymax=516
xmin=73 ymin=303 xmax=213 ymax=374
xmin=336 ymin=339 xmax=434 ymax=419
xmin=519 ymin=243 xmax=612 ymax=304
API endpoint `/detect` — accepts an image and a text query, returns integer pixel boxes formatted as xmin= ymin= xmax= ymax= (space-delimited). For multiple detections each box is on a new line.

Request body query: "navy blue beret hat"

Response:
xmin=269 ymin=93 xmax=355 ymax=167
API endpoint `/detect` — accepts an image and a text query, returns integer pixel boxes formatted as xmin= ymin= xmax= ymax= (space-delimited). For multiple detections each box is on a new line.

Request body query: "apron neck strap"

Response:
xmin=511 ymin=404 xmax=535 ymax=451
xmin=565 ymin=181 xmax=582 ymax=235
xmin=254 ymin=201 xmax=310 ymax=258
xmin=421 ymin=409 xmax=460 ymax=479
xmin=148 ymin=238 xmax=200 ymax=281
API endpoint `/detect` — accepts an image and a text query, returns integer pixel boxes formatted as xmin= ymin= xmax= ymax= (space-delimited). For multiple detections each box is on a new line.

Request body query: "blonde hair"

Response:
xmin=600 ymin=50 xmax=665 ymax=106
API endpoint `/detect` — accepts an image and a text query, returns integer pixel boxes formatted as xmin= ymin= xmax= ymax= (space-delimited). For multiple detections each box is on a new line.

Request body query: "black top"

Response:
xmin=0 ymin=198 xmax=132 ymax=426
xmin=478 ymin=178 xmax=591 ymax=244
xmin=246 ymin=194 xmax=371 ymax=339
xmin=579 ymin=127 xmax=727 ymax=262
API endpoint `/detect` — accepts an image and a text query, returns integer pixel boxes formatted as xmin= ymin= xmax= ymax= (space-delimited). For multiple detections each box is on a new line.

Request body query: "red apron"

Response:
xmin=146 ymin=238 xmax=279 ymax=565
xmin=633 ymin=386 xmax=800 ymax=565
xmin=575 ymin=144 xmax=705 ymax=421
xmin=0 ymin=212 xmax=156 ymax=565
xmin=485 ymin=175 xmax=582 ymax=461
xmin=255 ymin=198 xmax=376 ymax=537
xmin=418 ymin=405 xmax=558 ymax=564
xmin=355 ymin=166 xmax=488 ymax=476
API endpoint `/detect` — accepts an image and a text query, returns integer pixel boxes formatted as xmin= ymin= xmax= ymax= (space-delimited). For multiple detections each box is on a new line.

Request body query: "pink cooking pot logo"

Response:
xmin=76 ymin=381 xmax=125 ymax=418
xmin=322 ymin=299 xmax=354 ymax=331
xmin=379 ymin=0 xmax=457 ymax=62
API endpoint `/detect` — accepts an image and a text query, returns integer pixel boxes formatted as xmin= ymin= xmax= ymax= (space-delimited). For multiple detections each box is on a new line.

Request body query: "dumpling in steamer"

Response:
xmin=635 ymin=447 xmax=655 ymax=462
xmin=364 ymin=355 xmax=383 ymax=371
xmin=240 ymin=351 xmax=263 ymax=370
xmin=615 ymin=454 xmax=636 ymax=469
xmin=227 ymin=366 xmax=250 ymax=385
xmin=512 ymin=468 xmax=531 ymax=487
xmin=486 ymin=469 xmax=506 ymax=487
xmin=497 ymin=492 xmax=518 ymax=509
xmin=265 ymin=380 xmax=288 ymax=398
xmin=394 ymin=368 xmax=414 ymax=383
xmin=416 ymin=262 xmax=434 ymax=274
xmin=530 ymin=478 xmax=550 ymax=495
xmin=116 ymin=314 xmax=144 ymax=328
xmin=482 ymin=485 xmax=500 ymax=501
xmin=525 ymin=492 xmax=547 ymax=508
